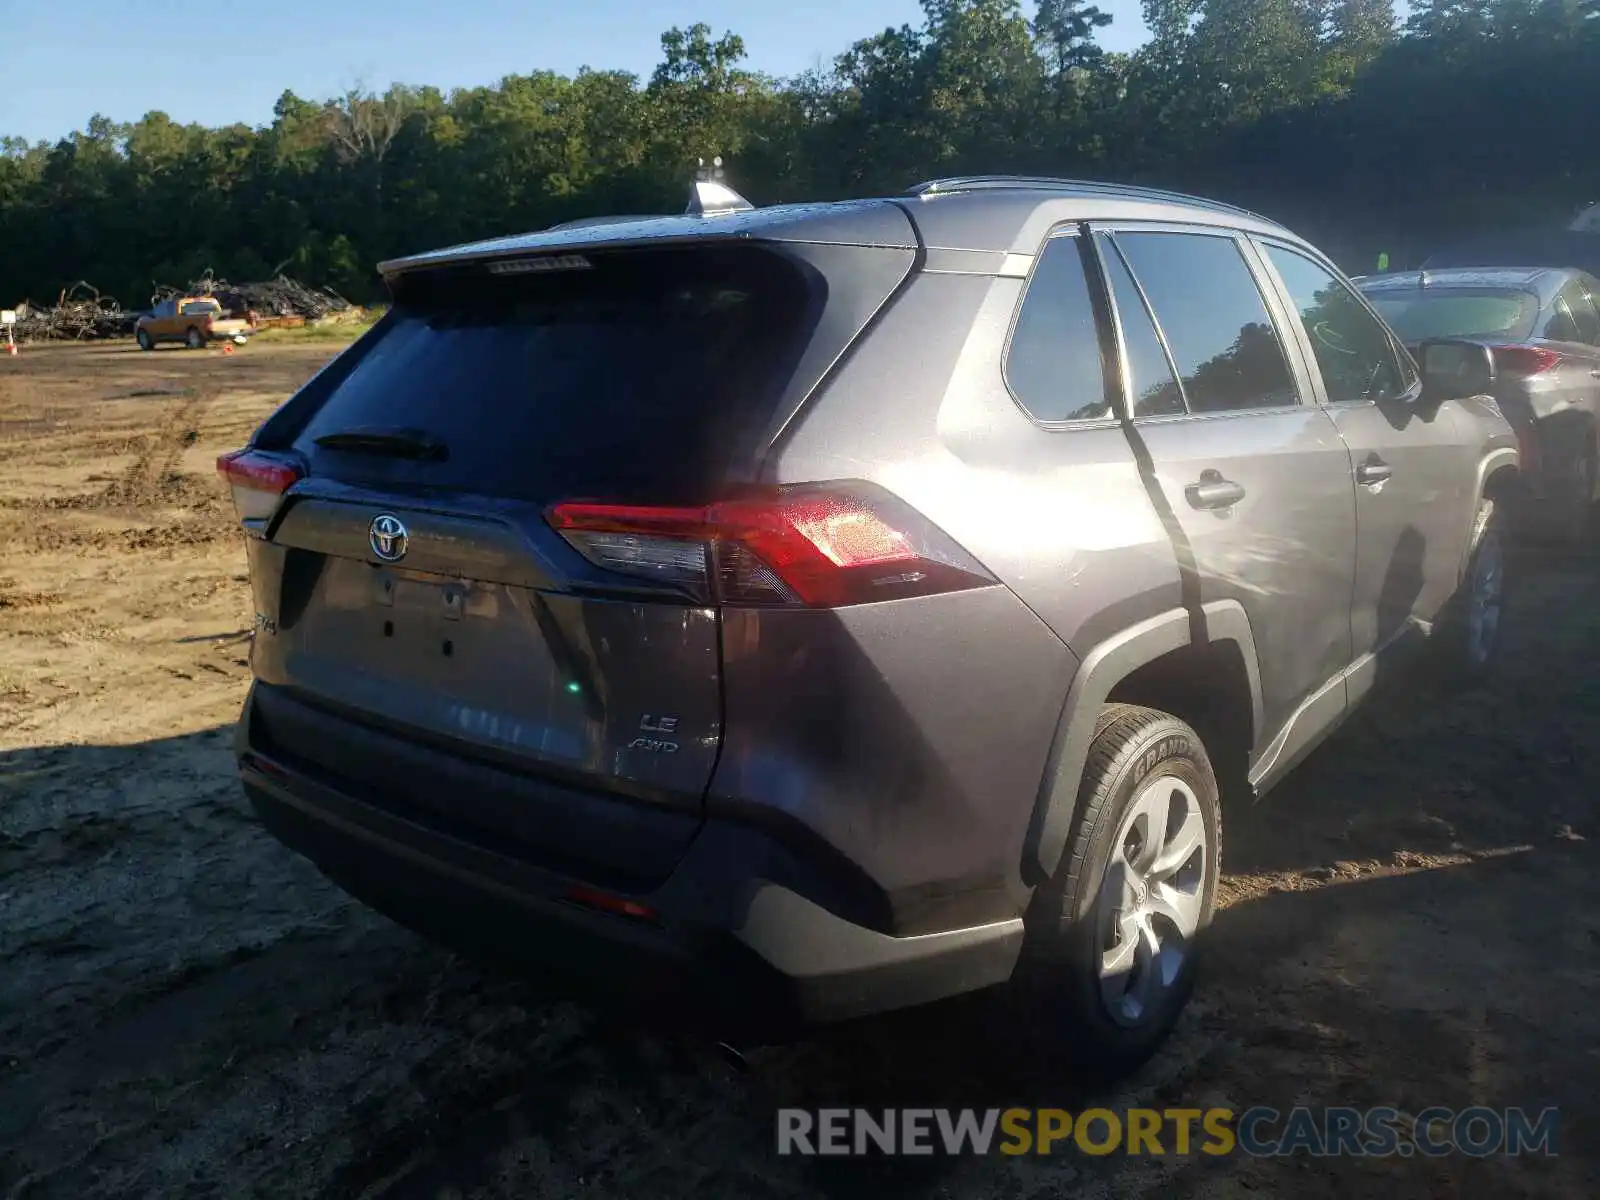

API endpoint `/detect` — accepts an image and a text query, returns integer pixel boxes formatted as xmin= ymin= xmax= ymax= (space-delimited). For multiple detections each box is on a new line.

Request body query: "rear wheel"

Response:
xmin=1432 ymin=495 xmax=1506 ymax=683
xmin=185 ymin=327 xmax=205 ymax=350
xmin=1017 ymin=703 xmax=1220 ymax=1080
xmin=135 ymin=329 xmax=153 ymax=352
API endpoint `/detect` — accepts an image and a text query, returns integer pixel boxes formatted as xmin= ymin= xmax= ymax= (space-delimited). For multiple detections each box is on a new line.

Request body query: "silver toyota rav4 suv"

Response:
xmin=222 ymin=176 xmax=1517 ymax=1076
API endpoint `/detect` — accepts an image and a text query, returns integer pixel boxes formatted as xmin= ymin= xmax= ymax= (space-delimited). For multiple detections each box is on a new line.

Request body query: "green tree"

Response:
xmin=1035 ymin=0 xmax=1114 ymax=73
xmin=1 ymin=3 xmax=1597 ymax=308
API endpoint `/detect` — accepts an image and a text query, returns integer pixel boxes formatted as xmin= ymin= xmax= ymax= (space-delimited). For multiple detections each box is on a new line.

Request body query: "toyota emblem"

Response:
xmin=369 ymin=513 xmax=409 ymax=562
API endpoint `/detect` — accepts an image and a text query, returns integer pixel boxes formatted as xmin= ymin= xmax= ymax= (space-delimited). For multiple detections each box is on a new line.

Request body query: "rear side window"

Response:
xmin=292 ymin=247 xmax=814 ymax=505
xmin=1097 ymin=234 xmax=1183 ymax=418
xmin=1263 ymin=244 xmax=1408 ymax=405
xmin=1552 ymin=282 xmax=1600 ymax=345
xmin=1004 ymin=234 xmax=1112 ymax=423
xmin=1113 ymin=232 xmax=1299 ymax=414
xmin=1542 ymin=295 xmax=1584 ymax=343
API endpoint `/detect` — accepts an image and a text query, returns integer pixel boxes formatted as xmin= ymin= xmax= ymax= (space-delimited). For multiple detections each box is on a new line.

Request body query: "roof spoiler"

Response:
xmin=686 ymin=156 xmax=754 ymax=216
xmin=544 ymin=214 xmax=661 ymax=231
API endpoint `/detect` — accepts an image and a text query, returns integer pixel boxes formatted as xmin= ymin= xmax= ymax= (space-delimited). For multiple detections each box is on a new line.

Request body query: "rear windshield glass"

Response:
xmin=1363 ymin=288 xmax=1539 ymax=343
xmin=292 ymin=246 xmax=814 ymax=504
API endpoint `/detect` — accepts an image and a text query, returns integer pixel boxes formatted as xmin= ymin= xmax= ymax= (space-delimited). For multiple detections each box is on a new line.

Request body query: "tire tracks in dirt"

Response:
xmin=100 ymin=385 xmax=216 ymax=511
xmin=0 ymin=386 xmax=216 ymax=516
xmin=0 ymin=386 xmax=233 ymax=553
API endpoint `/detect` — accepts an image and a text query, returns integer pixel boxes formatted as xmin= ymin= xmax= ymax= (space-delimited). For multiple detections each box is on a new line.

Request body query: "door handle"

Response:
xmin=1356 ymin=459 xmax=1392 ymax=486
xmin=1185 ymin=470 xmax=1246 ymax=510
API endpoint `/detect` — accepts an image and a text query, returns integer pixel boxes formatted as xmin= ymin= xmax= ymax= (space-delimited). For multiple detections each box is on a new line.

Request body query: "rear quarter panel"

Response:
xmin=767 ymin=270 xmax=1182 ymax=651
xmin=709 ymin=269 xmax=1181 ymax=926
xmin=1516 ymin=343 xmax=1600 ymax=481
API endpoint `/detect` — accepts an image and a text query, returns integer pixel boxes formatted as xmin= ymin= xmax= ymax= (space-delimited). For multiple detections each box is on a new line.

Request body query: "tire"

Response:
xmin=185 ymin=327 xmax=205 ymax=350
xmin=1431 ymin=495 xmax=1507 ymax=683
xmin=135 ymin=329 xmax=153 ymax=351
xmin=1015 ymin=703 xmax=1221 ymax=1080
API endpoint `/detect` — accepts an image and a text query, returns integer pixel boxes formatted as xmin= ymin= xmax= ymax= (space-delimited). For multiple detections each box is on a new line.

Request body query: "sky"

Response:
xmin=0 ymin=0 xmax=1150 ymax=146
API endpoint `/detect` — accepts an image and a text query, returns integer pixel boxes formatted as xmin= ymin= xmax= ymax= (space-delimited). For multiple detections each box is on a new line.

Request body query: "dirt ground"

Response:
xmin=1 ymin=341 xmax=1596 ymax=1199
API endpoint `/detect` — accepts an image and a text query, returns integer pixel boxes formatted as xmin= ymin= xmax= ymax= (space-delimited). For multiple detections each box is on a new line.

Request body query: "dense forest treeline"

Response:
xmin=2 ymin=0 xmax=1597 ymax=307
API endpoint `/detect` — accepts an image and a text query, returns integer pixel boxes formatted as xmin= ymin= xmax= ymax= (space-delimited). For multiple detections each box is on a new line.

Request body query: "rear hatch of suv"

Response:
xmin=226 ymin=218 xmax=918 ymax=888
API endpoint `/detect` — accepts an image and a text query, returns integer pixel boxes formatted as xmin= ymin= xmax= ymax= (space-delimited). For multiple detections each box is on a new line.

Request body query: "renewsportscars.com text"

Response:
xmin=775 ymin=1106 xmax=1559 ymax=1158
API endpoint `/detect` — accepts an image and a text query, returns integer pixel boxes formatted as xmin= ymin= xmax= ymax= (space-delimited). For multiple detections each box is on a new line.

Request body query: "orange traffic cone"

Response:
xmin=6 ymin=342 xmax=16 ymax=356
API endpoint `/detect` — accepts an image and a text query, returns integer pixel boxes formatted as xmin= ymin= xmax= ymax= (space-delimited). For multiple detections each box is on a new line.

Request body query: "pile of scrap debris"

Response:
xmin=6 ymin=283 xmax=137 ymax=342
xmin=168 ymin=273 xmax=355 ymax=327
xmin=8 ymin=273 xmax=357 ymax=341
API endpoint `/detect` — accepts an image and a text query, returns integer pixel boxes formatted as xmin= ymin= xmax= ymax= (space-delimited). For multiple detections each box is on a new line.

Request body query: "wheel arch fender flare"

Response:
xmin=1474 ymin=446 xmax=1520 ymax=507
xmin=1463 ymin=447 xmax=1520 ymax=581
xmin=1021 ymin=600 xmax=1263 ymax=887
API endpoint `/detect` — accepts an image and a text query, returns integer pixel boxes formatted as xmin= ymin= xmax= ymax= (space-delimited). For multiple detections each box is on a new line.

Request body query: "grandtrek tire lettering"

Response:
xmin=1133 ymin=735 xmax=1191 ymax=779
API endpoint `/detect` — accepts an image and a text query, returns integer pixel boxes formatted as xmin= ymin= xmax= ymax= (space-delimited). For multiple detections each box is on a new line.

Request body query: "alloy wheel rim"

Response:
xmin=1097 ymin=775 xmax=1208 ymax=1028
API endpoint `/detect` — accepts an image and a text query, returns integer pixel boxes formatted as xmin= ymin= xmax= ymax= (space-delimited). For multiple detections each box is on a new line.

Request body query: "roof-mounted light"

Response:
xmin=486 ymin=254 xmax=594 ymax=276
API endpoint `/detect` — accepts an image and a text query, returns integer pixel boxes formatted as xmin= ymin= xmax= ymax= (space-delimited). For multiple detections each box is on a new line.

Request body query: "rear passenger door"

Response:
xmin=1253 ymin=238 xmax=1474 ymax=667
xmin=1090 ymin=226 xmax=1359 ymax=767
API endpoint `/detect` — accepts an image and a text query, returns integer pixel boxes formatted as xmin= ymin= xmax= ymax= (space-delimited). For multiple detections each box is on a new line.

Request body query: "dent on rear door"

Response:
xmin=1099 ymin=227 xmax=1358 ymax=745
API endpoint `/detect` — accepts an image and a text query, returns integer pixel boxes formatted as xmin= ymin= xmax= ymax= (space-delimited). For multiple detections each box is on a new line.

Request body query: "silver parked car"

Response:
xmin=219 ymin=176 xmax=1517 ymax=1077
xmin=1359 ymin=267 xmax=1600 ymax=542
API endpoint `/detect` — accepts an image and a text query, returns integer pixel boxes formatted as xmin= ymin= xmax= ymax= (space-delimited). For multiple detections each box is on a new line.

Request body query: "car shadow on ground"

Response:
xmin=308 ymin=838 xmax=1593 ymax=1200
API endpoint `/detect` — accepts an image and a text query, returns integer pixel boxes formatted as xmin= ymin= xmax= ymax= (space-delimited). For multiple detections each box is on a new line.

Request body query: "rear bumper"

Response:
xmin=236 ymin=686 xmax=1024 ymax=1032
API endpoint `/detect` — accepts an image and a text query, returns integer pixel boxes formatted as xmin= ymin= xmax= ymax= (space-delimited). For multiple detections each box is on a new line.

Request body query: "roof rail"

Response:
xmin=906 ymin=175 xmax=1268 ymax=223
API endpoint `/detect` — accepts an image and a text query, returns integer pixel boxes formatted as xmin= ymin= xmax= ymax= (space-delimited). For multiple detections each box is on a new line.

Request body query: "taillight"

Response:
xmin=564 ymin=884 xmax=657 ymax=922
xmin=547 ymin=482 xmax=995 ymax=608
xmin=216 ymin=448 xmax=302 ymax=524
xmin=1490 ymin=345 xmax=1563 ymax=377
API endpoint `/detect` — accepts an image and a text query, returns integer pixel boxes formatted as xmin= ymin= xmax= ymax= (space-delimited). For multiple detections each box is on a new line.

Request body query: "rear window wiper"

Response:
xmin=312 ymin=426 xmax=449 ymax=461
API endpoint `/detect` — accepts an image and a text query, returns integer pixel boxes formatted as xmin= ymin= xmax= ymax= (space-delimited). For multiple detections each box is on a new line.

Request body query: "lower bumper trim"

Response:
xmin=242 ymin=758 xmax=1024 ymax=1032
